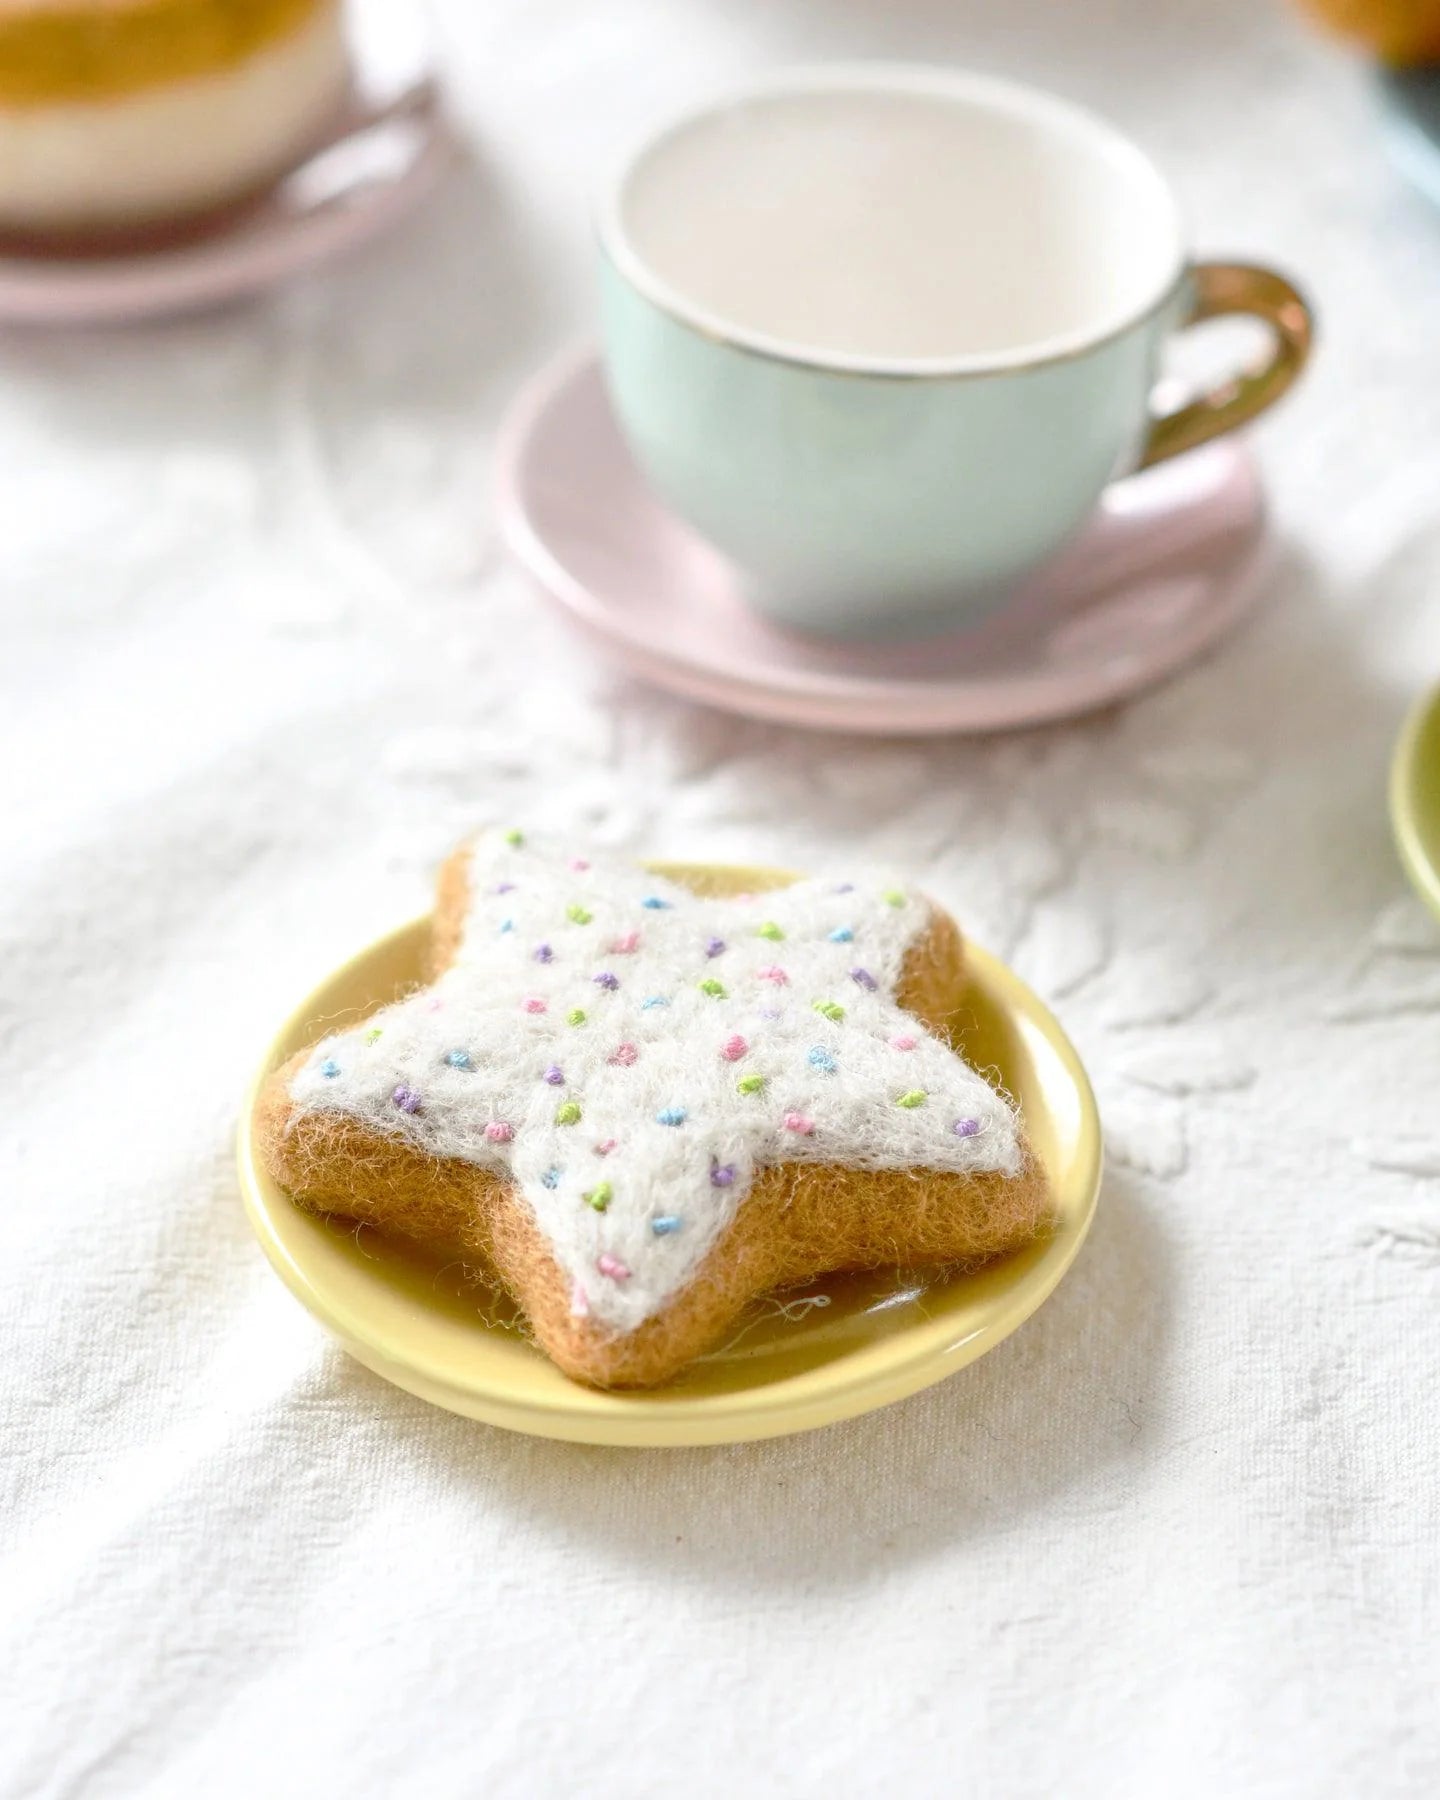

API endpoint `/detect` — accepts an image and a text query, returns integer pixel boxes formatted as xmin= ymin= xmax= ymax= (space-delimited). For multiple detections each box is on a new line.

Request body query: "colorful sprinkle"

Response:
xmin=850 ymin=967 xmax=878 ymax=991
xmin=392 ymin=1085 xmax=422 ymax=1114
xmin=585 ymin=1181 xmax=612 ymax=1213
xmin=721 ymin=1034 xmax=748 ymax=1062
xmin=706 ymin=936 xmax=726 ymax=958
xmin=446 ymin=1049 xmax=471 ymax=1069
xmin=484 ymin=1121 xmax=514 ymax=1144
xmin=833 ymin=882 xmax=854 ymax=894
xmin=544 ymin=1063 xmax=564 ymax=1085
xmin=784 ymin=1112 xmax=816 ymax=1135
xmin=567 ymin=1008 xmax=587 ymax=1026
xmin=656 ymin=1107 xmax=687 ymax=1127
xmin=953 ymin=1118 xmax=981 ymax=1138
xmin=698 ymin=978 xmax=727 ymax=998
xmin=597 ymin=1253 xmax=631 ymax=1281
xmin=595 ymin=1138 xmax=618 ymax=1156
xmin=521 ymin=997 xmax=547 ymax=1015
xmin=813 ymin=1000 xmax=845 ymax=1023
xmin=555 ymin=1101 xmax=582 ymax=1126
xmin=756 ymin=921 xmax=785 ymax=941
xmin=760 ymin=1007 xmax=783 ymax=1021
xmin=570 ymin=1280 xmax=589 ymax=1317
xmin=593 ymin=971 xmax=620 ymax=990
xmin=320 ymin=1058 xmax=341 ymax=1079
xmin=364 ymin=1027 xmax=383 ymax=1044
xmin=641 ymin=995 xmax=669 ymax=1010
xmin=891 ymin=1034 xmax=917 ymax=1051
xmin=828 ymin=926 xmax=854 ymax=943
xmin=757 ymin=965 xmax=789 ymax=986
xmin=541 ymin=1167 xmax=562 ymax=1189
xmin=567 ymin=904 xmax=593 ymax=925
xmin=710 ymin=1162 xmax=736 ymax=1187
xmin=570 ymin=857 xmax=590 ymax=872
xmin=498 ymin=919 xmax=514 ymax=934
xmin=896 ymin=1090 xmax=928 ymax=1109
xmin=504 ymin=829 xmax=524 ymax=846
xmin=651 ymin=1216 xmax=683 ymax=1236
xmin=808 ymin=1047 xmax=837 ymax=1073
xmin=641 ymin=896 xmax=671 ymax=910
xmin=533 ymin=943 xmax=553 ymax=963
xmin=883 ymin=888 xmax=906 ymax=908
xmin=609 ymin=1042 xmax=638 ymax=1066
xmin=495 ymin=881 xmax=515 ymax=895
xmin=611 ymin=931 xmax=641 ymax=955
xmin=737 ymin=1074 xmax=766 ymax=1095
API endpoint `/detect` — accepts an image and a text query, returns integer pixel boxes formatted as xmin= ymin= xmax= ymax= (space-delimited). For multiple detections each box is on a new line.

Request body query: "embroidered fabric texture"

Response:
xmin=289 ymin=836 xmax=1022 ymax=1332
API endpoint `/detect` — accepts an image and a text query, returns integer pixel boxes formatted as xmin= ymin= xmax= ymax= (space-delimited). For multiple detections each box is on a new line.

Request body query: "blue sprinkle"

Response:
xmin=651 ymin=1216 xmax=683 ymax=1236
xmin=499 ymin=919 xmax=514 ymax=934
xmin=320 ymin=1058 xmax=341 ymax=1079
xmin=540 ymin=1167 xmax=562 ymax=1189
xmin=641 ymin=896 xmax=672 ymax=910
xmin=445 ymin=1049 xmax=471 ymax=1069
xmin=808 ymin=1047 xmax=837 ymax=1073
xmin=641 ymin=995 xmax=669 ymax=1010
xmin=656 ymin=1107 xmax=687 ymax=1127
xmin=828 ymin=926 xmax=854 ymax=943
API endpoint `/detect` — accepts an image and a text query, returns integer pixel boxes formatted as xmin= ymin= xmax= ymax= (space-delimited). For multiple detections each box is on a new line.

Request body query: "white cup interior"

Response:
xmin=603 ymin=67 xmax=1186 ymax=374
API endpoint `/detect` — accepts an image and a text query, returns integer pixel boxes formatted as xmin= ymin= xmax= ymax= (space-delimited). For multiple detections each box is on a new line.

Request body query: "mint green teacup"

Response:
xmin=598 ymin=65 xmax=1311 ymax=639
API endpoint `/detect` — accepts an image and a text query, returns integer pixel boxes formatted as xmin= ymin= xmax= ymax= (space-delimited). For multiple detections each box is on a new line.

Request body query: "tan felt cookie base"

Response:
xmin=254 ymin=851 xmax=1051 ymax=1389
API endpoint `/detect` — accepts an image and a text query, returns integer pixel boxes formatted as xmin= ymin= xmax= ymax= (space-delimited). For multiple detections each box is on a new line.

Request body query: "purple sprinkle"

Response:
xmin=495 ymin=881 xmax=516 ymax=895
xmin=760 ymin=1007 xmax=782 ymax=1021
xmin=593 ymin=971 xmax=620 ymax=990
xmin=953 ymin=1118 xmax=980 ymax=1138
xmin=706 ymin=937 xmax=726 ymax=958
xmin=392 ymin=1085 xmax=422 ymax=1115
xmin=850 ymin=966 xmax=878 ymax=991
xmin=533 ymin=943 xmax=553 ymax=963
xmin=544 ymin=1064 xmax=564 ymax=1086
xmin=833 ymin=882 xmax=855 ymax=894
xmin=710 ymin=1163 xmax=736 ymax=1188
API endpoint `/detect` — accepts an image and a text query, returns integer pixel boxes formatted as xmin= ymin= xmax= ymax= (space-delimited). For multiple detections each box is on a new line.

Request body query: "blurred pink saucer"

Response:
xmin=0 ymin=3 xmax=456 ymax=327
xmin=496 ymin=347 xmax=1271 ymax=736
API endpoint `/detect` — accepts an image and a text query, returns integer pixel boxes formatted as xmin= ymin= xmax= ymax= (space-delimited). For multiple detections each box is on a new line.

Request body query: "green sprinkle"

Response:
xmin=812 ymin=1000 xmax=845 ymax=1023
xmin=736 ymin=1073 xmax=767 ymax=1095
xmin=504 ymin=829 xmax=524 ymax=846
xmin=567 ymin=1008 xmax=587 ymax=1026
xmin=883 ymin=888 xmax=906 ymax=908
xmin=755 ymin=922 xmax=785 ymax=941
xmin=364 ymin=1027 xmax=383 ymax=1044
xmin=567 ymin=904 xmax=593 ymax=925
xmin=585 ymin=1181 xmax=612 ymax=1213
xmin=698 ymin=978 xmax=727 ymax=998
xmin=555 ymin=1101 xmax=582 ymax=1126
xmin=896 ymin=1089 xmax=928 ymax=1109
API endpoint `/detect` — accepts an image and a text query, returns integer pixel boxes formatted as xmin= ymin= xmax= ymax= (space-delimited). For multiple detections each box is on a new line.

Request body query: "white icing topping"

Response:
xmin=289 ymin=836 xmax=1024 ymax=1334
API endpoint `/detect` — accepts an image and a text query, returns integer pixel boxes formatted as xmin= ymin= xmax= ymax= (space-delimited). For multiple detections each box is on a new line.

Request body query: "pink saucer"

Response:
xmin=496 ymin=348 xmax=1271 ymax=736
xmin=0 ymin=5 xmax=455 ymax=327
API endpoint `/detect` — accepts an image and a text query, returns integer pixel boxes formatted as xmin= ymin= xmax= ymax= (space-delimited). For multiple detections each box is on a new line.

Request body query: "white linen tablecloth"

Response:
xmin=5 ymin=2 xmax=1440 ymax=1794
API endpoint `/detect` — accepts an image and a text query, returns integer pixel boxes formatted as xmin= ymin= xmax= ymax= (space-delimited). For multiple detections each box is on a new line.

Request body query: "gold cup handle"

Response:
xmin=1139 ymin=263 xmax=1313 ymax=470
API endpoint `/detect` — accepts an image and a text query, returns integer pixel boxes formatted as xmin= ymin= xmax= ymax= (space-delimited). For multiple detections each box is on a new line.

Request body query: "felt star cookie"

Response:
xmin=255 ymin=834 xmax=1050 ymax=1387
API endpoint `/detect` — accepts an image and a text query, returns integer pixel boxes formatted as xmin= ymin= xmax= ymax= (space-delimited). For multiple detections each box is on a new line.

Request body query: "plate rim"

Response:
xmin=236 ymin=870 xmax=1103 ymax=1446
xmin=493 ymin=343 xmax=1270 ymax=736
xmin=1391 ymin=683 xmax=1440 ymax=923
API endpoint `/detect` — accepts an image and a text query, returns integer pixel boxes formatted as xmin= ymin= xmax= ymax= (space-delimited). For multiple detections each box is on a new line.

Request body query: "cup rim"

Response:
xmin=597 ymin=62 xmax=1190 ymax=379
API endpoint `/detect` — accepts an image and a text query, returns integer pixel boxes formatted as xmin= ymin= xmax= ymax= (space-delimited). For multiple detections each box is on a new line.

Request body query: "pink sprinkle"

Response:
xmin=610 ymin=931 xmax=641 ymax=955
xmin=595 ymin=1138 xmax=618 ymax=1156
xmin=890 ymin=1034 xmax=917 ymax=1051
xmin=522 ymin=997 xmax=547 ymax=1015
xmin=485 ymin=1121 xmax=514 ymax=1144
xmin=570 ymin=857 xmax=590 ymax=872
xmin=609 ymin=1042 xmax=638 ymax=1066
xmin=783 ymin=1112 xmax=816 ymax=1135
xmin=570 ymin=1280 xmax=590 ymax=1319
xmin=758 ymin=965 xmax=789 ymax=986
xmin=426 ymin=998 xmax=444 ymax=1012
xmin=721 ymin=1034 xmax=748 ymax=1062
xmin=597 ymin=1254 xmax=631 ymax=1282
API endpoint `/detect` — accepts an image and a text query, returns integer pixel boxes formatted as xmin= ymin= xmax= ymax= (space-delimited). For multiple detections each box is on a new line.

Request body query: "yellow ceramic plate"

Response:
xmin=1392 ymin=685 xmax=1440 ymax=922
xmin=236 ymin=863 xmax=1102 ymax=1446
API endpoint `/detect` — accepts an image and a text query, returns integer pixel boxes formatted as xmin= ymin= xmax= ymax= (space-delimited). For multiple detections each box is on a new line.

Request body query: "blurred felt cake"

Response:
xmin=0 ymin=0 xmax=349 ymax=236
